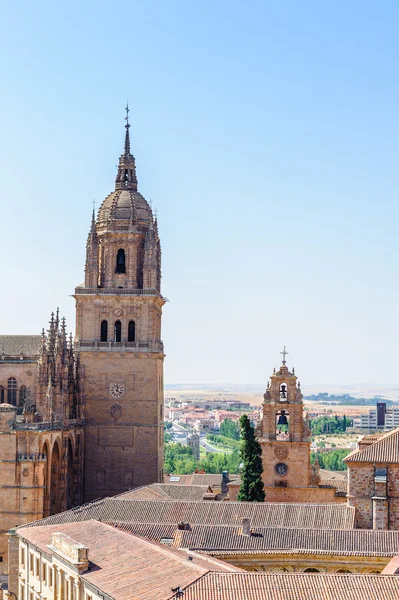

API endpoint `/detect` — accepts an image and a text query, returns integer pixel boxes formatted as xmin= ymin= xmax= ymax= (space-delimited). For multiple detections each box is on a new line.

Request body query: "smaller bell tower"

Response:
xmin=259 ymin=348 xmax=317 ymax=494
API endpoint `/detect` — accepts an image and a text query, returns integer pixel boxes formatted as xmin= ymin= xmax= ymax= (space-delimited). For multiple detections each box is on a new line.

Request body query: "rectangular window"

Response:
xmin=49 ymin=566 xmax=53 ymax=588
xmin=42 ymin=561 xmax=46 ymax=584
xmin=36 ymin=556 xmax=40 ymax=578
xmin=29 ymin=552 xmax=34 ymax=574
xmin=375 ymin=467 xmax=387 ymax=482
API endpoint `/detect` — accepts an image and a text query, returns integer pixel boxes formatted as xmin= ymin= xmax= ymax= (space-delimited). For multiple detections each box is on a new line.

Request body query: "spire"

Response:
xmin=124 ymin=101 xmax=131 ymax=154
xmin=115 ymin=104 xmax=138 ymax=191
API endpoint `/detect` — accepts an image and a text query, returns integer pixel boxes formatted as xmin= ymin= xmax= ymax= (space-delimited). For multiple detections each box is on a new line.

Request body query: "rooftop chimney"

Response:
xmin=242 ymin=518 xmax=251 ymax=536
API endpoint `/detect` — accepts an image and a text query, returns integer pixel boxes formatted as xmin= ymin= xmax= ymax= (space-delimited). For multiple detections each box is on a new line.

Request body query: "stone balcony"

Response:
xmin=74 ymin=286 xmax=163 ymax=297
xmin=76 ymin=340 xmax=164 ymax=353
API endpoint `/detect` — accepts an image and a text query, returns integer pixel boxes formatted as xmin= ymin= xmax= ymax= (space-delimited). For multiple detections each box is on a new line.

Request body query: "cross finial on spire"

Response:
xmin=92 ymin=199 xmax=96 ymax=212
xmin=280 ymin=346 xmax=289 ymax=365
xmin=124 ymin=101 xmax=131 ymax=154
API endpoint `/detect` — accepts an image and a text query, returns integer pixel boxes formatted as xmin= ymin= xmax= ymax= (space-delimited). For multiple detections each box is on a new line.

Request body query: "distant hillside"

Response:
xmin=304 ymin=392 xmax=394 ymax=406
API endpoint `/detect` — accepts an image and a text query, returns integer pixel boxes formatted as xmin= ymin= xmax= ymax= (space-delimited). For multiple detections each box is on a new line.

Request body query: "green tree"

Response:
xmin=220 ymin=418 xmax=240 ymax=440
xmin=237 ymin=414 xmax=265 ymax=502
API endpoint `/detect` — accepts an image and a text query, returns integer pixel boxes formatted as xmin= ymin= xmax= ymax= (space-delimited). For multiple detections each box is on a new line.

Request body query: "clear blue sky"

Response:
xmin=1 ymin=1 xmax=398 ymax=386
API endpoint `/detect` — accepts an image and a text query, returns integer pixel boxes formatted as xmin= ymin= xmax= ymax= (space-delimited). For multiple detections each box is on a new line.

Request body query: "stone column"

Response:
xmin=66 ymin=575 xmax=73 ymax=600
xmin=74 ymin=579 xmax=81 ymax=600
xmin=53 ymin=565 xmax=58 ymax=599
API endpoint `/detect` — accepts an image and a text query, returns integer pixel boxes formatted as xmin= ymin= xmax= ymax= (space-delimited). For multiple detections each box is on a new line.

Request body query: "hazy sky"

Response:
xmin=1 ymin=1 xmax=399 ymax=386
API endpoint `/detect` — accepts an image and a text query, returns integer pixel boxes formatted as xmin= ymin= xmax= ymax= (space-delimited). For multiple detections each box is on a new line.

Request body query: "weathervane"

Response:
xmin=125 ymin=101 xmax=130 ymax=128
xmin=92 ymin=199 xmax=96 ymax=212
xmin=280 ymin=346 xmax=289 ymax=365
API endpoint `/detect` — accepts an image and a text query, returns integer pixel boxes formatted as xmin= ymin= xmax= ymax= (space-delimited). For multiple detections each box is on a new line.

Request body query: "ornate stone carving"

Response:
xmin=111 ymin=404 xmax=122 ymax=422
xmin=274 ymin=445 xmax=289 ymax=460
xmin=22 ymin=468 xmax=29 ymax=477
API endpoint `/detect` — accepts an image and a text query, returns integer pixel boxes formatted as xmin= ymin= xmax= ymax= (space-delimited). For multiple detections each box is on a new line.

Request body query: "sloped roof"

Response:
xmin=110 ymin=522 xmax=399 ymax=557
xmin=345 ymin=427 xmax=399 ymax=464
xmin=22 ymin=498 xmax=356 ymax=531
xmin=17 ymin=520 xmax=239 ymax=600
xmin=118 ymin=484 xmax=212 ymax=502
xmin=171 ymin=525 xmax=399 ymax=556
xmin=0 ymin=335 xmax=41 ymax=357
xmin=183 ymin=572 xmax=399 ymax=600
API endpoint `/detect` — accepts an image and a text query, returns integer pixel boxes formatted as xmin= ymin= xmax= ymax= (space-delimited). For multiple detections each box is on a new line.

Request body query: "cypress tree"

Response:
xmin=238 ymin=414 xmax=265 ymax=502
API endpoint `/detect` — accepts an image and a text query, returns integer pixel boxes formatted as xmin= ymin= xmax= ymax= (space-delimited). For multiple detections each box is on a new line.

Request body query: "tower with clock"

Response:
xmin=74 ymin=107 xmax=165 ymax=502
xmin=258 ymin=348 xmax=320 ymax=500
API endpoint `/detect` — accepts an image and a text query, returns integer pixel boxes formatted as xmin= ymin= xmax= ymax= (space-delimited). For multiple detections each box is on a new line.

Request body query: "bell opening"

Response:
xmin=280 ymin=383 xmax=288 ymax=401
xmin=276 ymin=409 xmax=290 ymax=441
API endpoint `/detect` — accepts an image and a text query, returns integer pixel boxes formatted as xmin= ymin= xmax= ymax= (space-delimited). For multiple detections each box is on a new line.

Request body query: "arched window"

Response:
xmin=276 ymin=409 xmax=289 ymax=441
xmin=116 ymin=249 xmax=126 ymax=274
xmin=0 ymin=386 xmax=4 ymax=403
xmin=19 ymin=385 xmax=27 ymax=406
xmin=128 ymin=320 xmax=135 ymax=342
xmin=7 ymin=377 xmax=17 ymax=405
xmin=336 ymin=569 xmax=351 ymax=573
xmin=304 ymin=568 xmax=320 ymax=573
xmin=114 ymin=320 xmax=122 ymax=343
xmin=100 ymin=320 xmax=108 ymax=342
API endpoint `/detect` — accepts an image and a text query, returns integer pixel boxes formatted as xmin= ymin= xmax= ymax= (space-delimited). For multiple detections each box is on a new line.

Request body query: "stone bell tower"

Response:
xmin=259 ymin=348 xmax=319 ymax=501
xmin=74 ymin=107 xmax=165 ymax=502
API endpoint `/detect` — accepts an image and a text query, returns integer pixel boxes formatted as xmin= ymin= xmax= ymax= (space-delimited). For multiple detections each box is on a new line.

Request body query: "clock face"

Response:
xmin=110 ymin=383 xmax=125 ymax=398
xmin=275 ymin=462 xmax=288 ymax=476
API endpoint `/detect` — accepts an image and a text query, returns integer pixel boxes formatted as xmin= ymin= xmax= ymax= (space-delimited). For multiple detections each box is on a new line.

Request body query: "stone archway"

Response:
xmin=66 ymin=438 xmax=77 ymax=509
xmin=42 ymin=442 xmax=50 ymax=518
xmin=50 ymin=441 xmax=62 ymax=516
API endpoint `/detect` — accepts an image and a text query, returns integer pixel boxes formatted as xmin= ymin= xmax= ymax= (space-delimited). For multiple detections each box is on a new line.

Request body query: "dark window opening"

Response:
xmin=128 ymin=320 xmax=136 ymax=342
xmin=19 ymin=386 xmax=27 ymax=406
xmin=100 ymin=320 xmax=108 ymax=342
xmin=114 ymin=320 xmax=122 ymax=343
xmin=7 ymin=377 xmax=17 ymax=405
xmin=116 ymin=249 xmax=126 ymax=274
xmin=0 ymin=386 xmax=4 ymax=403
xmin=276 ymin=409 xmax=289 ymax=441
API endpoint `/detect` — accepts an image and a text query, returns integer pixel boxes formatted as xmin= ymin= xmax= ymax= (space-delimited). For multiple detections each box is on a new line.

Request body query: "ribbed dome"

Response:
xmin=97 ymin=190 xmax=153 ymax=224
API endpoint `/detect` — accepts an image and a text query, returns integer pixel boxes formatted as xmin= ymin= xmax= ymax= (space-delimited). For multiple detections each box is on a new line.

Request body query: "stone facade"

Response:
xmin=346 ymin=429 xmax=399 ymax=530
xmin=0 ymin=112 xmax=165 ymax=569
xmin=230 ymin=356 xmax=341 ymax=503
xmin=0 ymin=321 xmax=84 ymax=573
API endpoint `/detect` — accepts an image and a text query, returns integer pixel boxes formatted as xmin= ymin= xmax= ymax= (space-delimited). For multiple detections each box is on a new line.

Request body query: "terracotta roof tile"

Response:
xmin=23 ymin=498 xmax=355 ymax=531
xmin=170 ymin=525 xmax=399 ymax=556
xmin=119 ymin=484 xmax=212 ymax=501
xmin=183 ymin=572 xmax=399 ymax=600
xmin=345 ymin=427 xmax=399 ymax=463
xmin=17 ymin=520 xmax=239 ymax=600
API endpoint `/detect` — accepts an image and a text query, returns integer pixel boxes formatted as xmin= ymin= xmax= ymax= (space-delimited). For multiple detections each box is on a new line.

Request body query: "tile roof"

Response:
xmin=23 ymin=498 xmax=355 ymax=531
xmin=182 ymin=572 xmax=399 ymax=600
xmin=345 ymin=427 xmax=399 ymax=463
xmin=17 ymin=520 xmax=240 ymax=600
xmin=0 ymin=335 xmax=41 ymax=357
xmin=320 ymin=480 xmax=348 ymax=494
xmin=119 ymin=484 xmax=212 ymax=501
xmin=170 ymin=525 xmax=399 ymax=556
xmin=319 ymin=469 xmax=347 ymax=481
xmin=164 ymin=473 xmax=239 ymax=487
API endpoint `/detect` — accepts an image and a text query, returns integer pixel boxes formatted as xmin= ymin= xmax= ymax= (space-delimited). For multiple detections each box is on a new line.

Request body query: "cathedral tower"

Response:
xmin=74 ymin=109 xmax=165 ymax=501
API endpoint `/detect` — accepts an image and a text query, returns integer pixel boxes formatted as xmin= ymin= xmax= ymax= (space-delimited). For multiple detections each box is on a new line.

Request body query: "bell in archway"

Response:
xmin=280 ymin=385 xmax=287 ymax=399
xmin=277 ymin=413 xmax=288 ymax=426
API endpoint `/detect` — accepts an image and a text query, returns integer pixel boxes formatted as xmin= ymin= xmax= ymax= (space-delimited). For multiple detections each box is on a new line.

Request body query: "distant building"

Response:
xmin=353 ymin=403 xmax=399 ymax=432
xmin=187 ymin=433 xmax=200 ymax=460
